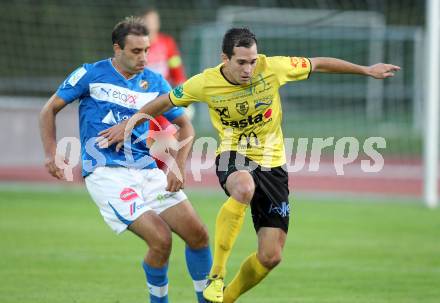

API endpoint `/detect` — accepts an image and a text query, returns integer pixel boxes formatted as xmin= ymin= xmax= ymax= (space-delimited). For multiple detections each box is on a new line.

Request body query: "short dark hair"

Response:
xmin=222 ymin=28 xmax=257 ymax=59
xmin=112 ymin=16 xmax=149 ymax=49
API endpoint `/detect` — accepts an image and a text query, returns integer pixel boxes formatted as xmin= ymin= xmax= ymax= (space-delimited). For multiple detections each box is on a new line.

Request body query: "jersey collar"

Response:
xmin=108 ymin=58 xmax=139 ymax=81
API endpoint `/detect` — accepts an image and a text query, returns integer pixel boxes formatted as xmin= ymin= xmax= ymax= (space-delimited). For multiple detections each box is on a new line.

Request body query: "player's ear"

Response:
xmin=221 ymin=53 xmax=229 ymax=64
xmin=113 ymin=43 xmax=122 ymax=55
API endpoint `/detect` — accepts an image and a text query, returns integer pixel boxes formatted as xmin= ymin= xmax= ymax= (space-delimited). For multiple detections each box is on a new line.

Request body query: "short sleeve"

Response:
xmin=157 ymin=73 xmax=172 ymax=95
xmin=169 ymin=73 xmax=205 ymax=107
xmin=267 ymin=56 xmax=311 ymax=86
xmin=56 ymin=65 xmax=91 ymax=103
xmin=156 ymin=73 xmax=185 ymax=121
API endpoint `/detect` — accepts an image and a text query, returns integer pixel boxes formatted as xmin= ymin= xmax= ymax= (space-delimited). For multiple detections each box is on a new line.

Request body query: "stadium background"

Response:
xmin=0 ymin=0 xmax=436 ymax=198
xmin=0 ymin=1 xmax=439 ymax=303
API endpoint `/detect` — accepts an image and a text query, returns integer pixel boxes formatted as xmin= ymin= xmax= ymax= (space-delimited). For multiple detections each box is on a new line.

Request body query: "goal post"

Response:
xmin=424 ymin=0 xmax=440 ymax=208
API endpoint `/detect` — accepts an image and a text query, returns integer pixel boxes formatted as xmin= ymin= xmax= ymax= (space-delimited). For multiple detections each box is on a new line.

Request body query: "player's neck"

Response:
xmin=111 ymin=58 xmax=135 ymax=79
xmin=220 ymin=66 xmax=239 ymax=85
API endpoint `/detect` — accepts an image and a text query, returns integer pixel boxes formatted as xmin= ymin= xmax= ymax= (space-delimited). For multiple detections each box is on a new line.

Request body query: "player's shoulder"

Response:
xmin=258 ymin=53 xmax=269 ymax=61
xmin=195 ymin=64 xmax=224 ymax=84
xmin=63 ymin=59 xmax=108 ymax=86
xmin=260 ymin=54 xmax=282 ymax=66
xmin=264 ymin=54 xmax=309 ymax=66
xmin=76 ymin=58 xmax=112 ymax=75
xmin=260 ymin=54 xmax=298 ymax=72
xmin=182 ymin=69 xmax=208 ymax=86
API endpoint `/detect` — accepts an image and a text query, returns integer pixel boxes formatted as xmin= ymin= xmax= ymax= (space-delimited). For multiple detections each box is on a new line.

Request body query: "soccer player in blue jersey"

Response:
xmin=39 ymin=16 xmax=211 ymax=303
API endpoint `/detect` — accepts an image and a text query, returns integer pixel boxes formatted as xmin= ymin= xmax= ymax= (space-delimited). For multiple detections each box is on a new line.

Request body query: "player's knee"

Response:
xmin=233 ymin=184 xmax=254 ymax=203
xmin=187 ymin=224 xmax=210 ymax=249
xmin=150 ymin=231 xmax=172 ymax=256
xmin=228 ymin=172 xmax=255 ymax=203
xmin=258 ymin=250 xmax=282 ymax=269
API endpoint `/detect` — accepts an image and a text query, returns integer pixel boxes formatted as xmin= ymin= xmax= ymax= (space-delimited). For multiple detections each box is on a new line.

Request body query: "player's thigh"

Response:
xmin=159 ymin=199 xmax=209 ymax=248
xmin=129 ymin=210 xmax=172 ymax=250
xmin=216 ymin=151 xmax=256 ymax=202
xmin=257 ymin=227 xmax=286 ymax=267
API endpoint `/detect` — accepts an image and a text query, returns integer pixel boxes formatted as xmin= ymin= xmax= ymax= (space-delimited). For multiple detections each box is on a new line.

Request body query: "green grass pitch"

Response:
xmin=0 ymin=186 xmax=439 ymax=303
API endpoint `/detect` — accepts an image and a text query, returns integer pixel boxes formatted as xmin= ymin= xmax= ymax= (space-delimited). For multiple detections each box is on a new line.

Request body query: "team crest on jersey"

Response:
xmin=236 ymin=101 xmax=249 ymax=115
xmin=139 ymin=80 xmax=148 ymax=90
xmin=173 ymin=85 xmax=184 ymax=98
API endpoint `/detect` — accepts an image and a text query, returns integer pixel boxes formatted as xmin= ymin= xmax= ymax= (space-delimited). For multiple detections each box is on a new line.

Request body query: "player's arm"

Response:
xmin=309 ymin=57 xmax=400 ymax=79
xmin=97 ymin=93 xmax=173 ymax=151
xmin=39 ymin=94 xmax=69 ymax=180
xmin=165 ymin=114 xmax=195 ymax=192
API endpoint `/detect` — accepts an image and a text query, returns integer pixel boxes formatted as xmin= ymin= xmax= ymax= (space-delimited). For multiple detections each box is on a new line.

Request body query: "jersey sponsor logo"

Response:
xmin=220 ymin=109 xmax=272 ymax=128
xmin=236 ymin=101 xmax=249 ymax=115
xmin=221 ymin=113 xmax=262 ymax=128
xmin=89 ymin=83 xmax=159 ymax=110
xmin=102 ymin=110 xmax=117 ymax=125
xmin=301 ymin=58 xmax=308 ymax=68
xmin=173 ymin=85 xmax=184 ymax=98
xmin=238 ymin=131 xmax=259 ymax=148
xmin=268 ymin=201 xmax=290 ymax=217
xmin=157 ymin=192 xmax=176 ymax=202
xmin=252 ymin=74 xmax=272 ymax=94
xmin=290 ymin=57 xmax=299 ymax=68
xmin=210 ymin=89 xmax=252 ymax=103
xmin=101 ymin=110 xmax=131 ymax=125
xmin=129 ymin=201 xmax=148 ymax=216
xmin=290 ymin=57 xmax=308 ymax=69
xmin=67 ymin=67 xmax=87 ymax=86
xmin=120 ymin=187 xmax=139 ymax=202
xmin=254 ymin=97 xmax=273 ymax=109
xmin=264 ymin=108 xmax=272 ymax=119
xmin=214 ymin=107 xmax=230 ymax=118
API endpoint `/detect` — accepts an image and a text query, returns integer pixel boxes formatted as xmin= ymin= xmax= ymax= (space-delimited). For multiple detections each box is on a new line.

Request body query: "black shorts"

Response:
xmin=215 ymin=151 xmax=290 ymax=233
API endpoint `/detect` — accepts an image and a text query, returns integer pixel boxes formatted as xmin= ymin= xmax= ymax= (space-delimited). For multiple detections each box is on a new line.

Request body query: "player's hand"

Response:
xmin=166 ymin=163 xmax=185 ymax=192
xmin=367 ymin=63 xmax=401 ymax=79
xmin=44 ymin=154 xmax=67 ymax=180
xmin=97 ymin=120 xmax=130 ymax=152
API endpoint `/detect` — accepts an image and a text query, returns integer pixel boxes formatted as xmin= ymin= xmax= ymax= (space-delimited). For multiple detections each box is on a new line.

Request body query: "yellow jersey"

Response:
xmin=169 ymin=54 xmax=311 ymax=167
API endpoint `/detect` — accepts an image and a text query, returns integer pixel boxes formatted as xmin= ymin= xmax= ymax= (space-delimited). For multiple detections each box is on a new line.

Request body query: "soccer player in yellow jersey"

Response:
xmin=99 ymin=28 xmax=400 ymax=302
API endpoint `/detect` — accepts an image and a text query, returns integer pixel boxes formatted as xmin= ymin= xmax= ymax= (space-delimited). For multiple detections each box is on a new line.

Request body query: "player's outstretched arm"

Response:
xmin=97 ymin=93 xmax=174 ymax=151
xmin=39 ymin=94 xmax=69 ymax=180
xmin=309 ymin=57 xmax=401 ymax=79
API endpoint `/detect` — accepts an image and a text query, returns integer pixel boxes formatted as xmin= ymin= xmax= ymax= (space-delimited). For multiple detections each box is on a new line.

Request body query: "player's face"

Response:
xmin=223 ymin=44 xmax=258 ymax=85
xmin=114 ymin=34 xmax=150 ymax=76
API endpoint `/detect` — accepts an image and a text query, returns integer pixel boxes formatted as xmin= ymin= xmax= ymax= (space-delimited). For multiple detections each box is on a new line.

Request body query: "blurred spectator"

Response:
xmin=141 ymin=8 xmax=186 ymax=86
xmin=141 ymin=9 xmax=192 ymax=170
